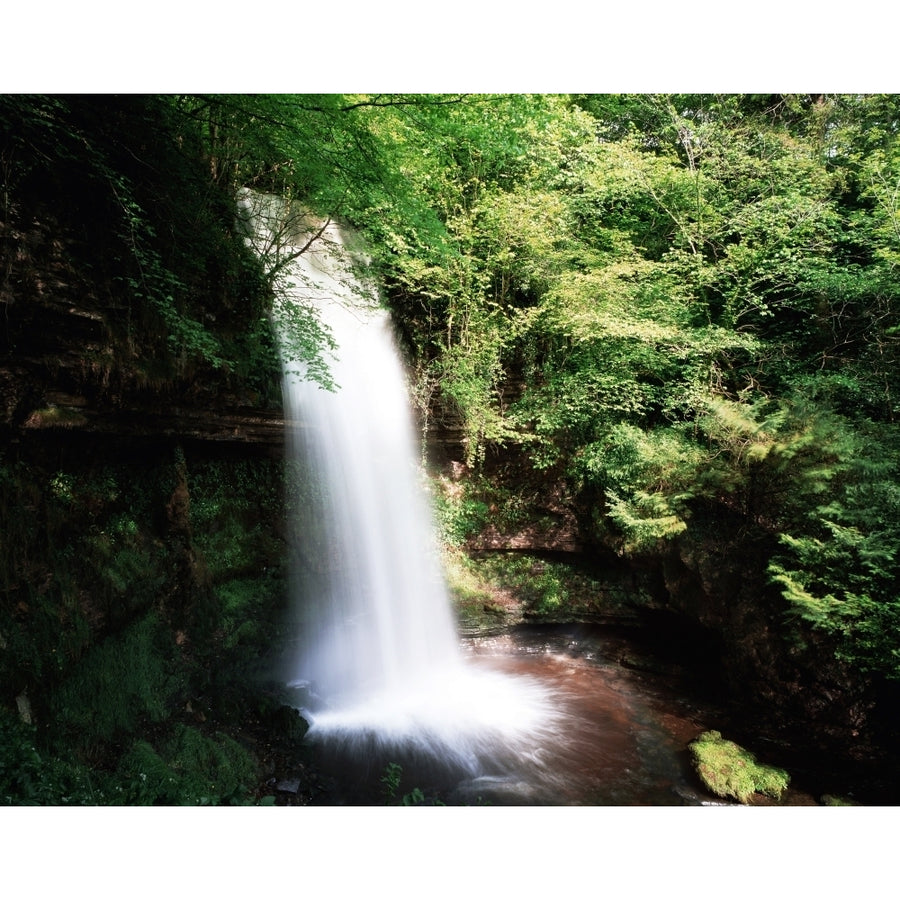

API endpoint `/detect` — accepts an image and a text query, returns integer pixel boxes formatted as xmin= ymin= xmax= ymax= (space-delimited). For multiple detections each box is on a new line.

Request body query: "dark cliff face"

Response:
xmin=1 ymin=95 xmax=284 ymax=453
xmin=0 ymin=251 xmax=291 ymax=797
xmin=1 ymin=210 xmax=285 ymax=451
xmin=0 ymin=197 xmax=286 ymax=677
xmin=659 ymin=531 xmax=887 ymax=762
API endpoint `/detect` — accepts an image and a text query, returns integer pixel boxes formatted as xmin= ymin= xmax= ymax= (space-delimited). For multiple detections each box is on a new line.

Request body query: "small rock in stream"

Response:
xmin=274 ymin=778 xmax=301 ymax=794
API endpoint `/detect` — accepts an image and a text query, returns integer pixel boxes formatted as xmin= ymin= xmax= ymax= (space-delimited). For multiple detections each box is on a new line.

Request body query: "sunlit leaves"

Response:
xmin=572 ymin=424 xmax=701 ymax=551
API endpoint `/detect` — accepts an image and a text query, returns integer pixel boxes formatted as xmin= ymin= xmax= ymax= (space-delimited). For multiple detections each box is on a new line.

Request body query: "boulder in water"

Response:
xmin=689 ymin=729 xmax=790 ymax=804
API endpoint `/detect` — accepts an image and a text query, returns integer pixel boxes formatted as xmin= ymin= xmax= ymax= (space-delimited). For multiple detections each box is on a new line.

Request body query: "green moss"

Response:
xmin=443 ymin=549 xmax=510 ymax=632
xmin=189 ymin=459 xmax=284 ymax=581
xmin=0 ymin=449 xmax=282 ymax=804
xmin=689 ymin=730 xmax=790 ymax=804
xmin=216 ymin=574 xmax=283 ymax=651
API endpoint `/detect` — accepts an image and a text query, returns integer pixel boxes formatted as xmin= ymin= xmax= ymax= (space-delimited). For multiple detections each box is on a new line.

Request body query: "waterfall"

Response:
xmin=281 ymin=226 xmax=461 ymax=706
xmin=240 ymin=190 xmax=559 ymax=779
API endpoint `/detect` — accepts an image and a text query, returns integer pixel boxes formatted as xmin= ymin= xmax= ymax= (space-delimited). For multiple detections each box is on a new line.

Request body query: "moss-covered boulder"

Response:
xmin=689 ymin=730 xmax=790 ymax=804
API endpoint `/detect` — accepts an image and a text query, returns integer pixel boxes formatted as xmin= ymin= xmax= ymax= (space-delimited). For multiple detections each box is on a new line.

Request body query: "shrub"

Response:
xmin=0 ymin=708 xmax=112 ymax=805
xmin=50 ymin=613 xmax=183 ymax=750
xmin=117 ymin=724 xmax=257 ymax=805
xmin=433 ymin=485 xmax=490 ymax=547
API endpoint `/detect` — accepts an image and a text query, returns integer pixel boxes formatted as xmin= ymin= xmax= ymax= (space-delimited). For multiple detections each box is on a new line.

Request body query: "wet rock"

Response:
xmin=269 ymin=705 xmax=309 ymax=742
xmin=274 ymin=778 xmax=301 ymax=795
xmin=16 ymin=690 xmax=33 ymax=724
xmin=449 ymin=775 xmax=550 ymax=806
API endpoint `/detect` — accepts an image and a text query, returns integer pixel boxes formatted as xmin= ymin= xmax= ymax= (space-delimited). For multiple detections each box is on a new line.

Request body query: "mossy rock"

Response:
xmin=689 ymin=730 xmax=790 ymax=804
xmin=821 ymin=793 xmax=861 ymax=806
xmin=267 ymin=703 xmax=310 ymax=742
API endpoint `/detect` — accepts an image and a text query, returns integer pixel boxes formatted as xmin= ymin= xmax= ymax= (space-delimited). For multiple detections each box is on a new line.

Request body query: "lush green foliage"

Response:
xmin=50 ymin=613 xmax=182 ymax=750
xmin=0 ymin=707 xmax=112 ymax=804
xmin=380 ymin=761 xmax=445 ymax=806
xmin=0 ymin=706 xmax=258 ymax=805
xmin=116 ymin=724 xmax=257 ymax=805
xmin=469 ymin=552 xmax=633 ymax=620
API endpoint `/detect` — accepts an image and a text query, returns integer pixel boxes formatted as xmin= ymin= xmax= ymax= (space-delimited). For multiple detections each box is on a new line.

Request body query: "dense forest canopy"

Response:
xmin=3 ymin=93 xmax=900 ymax=813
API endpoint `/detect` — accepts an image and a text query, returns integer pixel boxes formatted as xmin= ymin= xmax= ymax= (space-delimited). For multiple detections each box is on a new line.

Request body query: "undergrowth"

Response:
xmin=49 ymin=613 xmax=183 ymax=753
xmin=116 ymin=724 xmax=257 ymax=805
xmin=0 ymin=450 xmax=288 ymax=805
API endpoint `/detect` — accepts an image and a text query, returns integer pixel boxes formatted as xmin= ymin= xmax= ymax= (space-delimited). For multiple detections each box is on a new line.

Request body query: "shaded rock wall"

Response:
xmin=1 ymin=218 xmax=284 ymax=452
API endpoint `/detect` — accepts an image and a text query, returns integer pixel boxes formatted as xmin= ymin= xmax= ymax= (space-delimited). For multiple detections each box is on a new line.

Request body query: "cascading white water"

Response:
xmin=240 ymin=190 xmax=561 ymax=779
xmin=281 ymin=228 xmax=462 ymax=706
